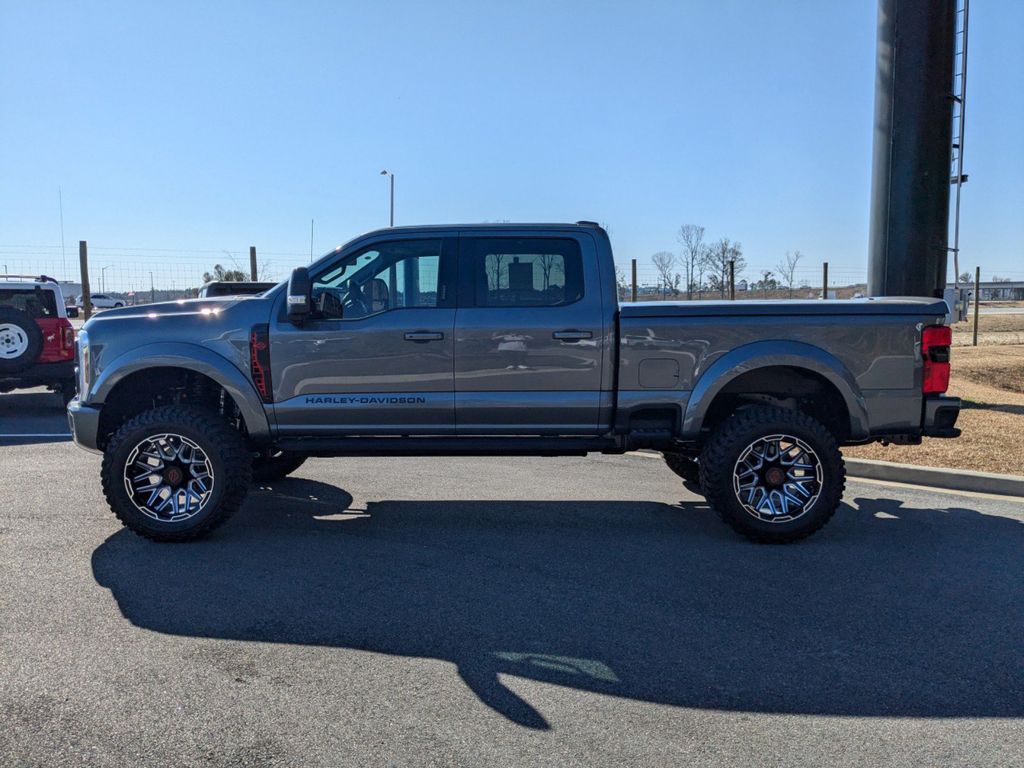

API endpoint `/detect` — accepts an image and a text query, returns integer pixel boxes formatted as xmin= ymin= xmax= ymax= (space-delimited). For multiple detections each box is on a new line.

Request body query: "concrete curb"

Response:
xmin=845 ymin=458 xmax=1024 ymax=497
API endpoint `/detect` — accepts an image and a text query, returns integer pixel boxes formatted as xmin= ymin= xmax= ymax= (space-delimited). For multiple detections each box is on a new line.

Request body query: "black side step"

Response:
xmin=275 ymin=435 xmax=623 ymax=458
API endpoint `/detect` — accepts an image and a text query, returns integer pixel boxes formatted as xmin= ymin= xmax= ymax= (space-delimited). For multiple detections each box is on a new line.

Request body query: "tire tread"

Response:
xmin=699 ymin=406 xmax=845 ymax=544
xmin=101 ymin=405 xmax=251 ymax=542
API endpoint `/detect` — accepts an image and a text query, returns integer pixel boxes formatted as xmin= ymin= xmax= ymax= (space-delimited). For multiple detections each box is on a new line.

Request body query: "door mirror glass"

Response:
xmin=287 ymin=267 xmax=312 ymax=325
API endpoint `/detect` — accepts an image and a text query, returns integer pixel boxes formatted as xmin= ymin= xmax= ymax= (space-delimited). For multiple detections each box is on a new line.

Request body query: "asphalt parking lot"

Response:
xmin=2 ymin=389 xmax=1022 ymax=767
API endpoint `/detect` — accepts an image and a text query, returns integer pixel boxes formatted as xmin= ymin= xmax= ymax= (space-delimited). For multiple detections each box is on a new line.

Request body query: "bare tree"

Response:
xmin=776 ymin=250 xmax=803 ymax=297
xmin=677 ymin=224 xmax=706 ymax=300
xmin=614 ymin=262 xmax=629 ymax=299
xmin=651 ymin=251 xmax=681 ymax=297
xmin=694 ymin=244 xmax=710 ymax=298
xmin=485 ymin=253 xmax=507 ymax=292
xmin=706 ymin=239 xmax=746 ymax=298
xmin=538 ymin=253 xmax=557 ymax=292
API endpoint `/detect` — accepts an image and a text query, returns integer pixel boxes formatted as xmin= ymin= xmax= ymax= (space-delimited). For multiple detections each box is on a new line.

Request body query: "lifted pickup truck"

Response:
xmin=69 ymin=222 xmax=960 ymax=543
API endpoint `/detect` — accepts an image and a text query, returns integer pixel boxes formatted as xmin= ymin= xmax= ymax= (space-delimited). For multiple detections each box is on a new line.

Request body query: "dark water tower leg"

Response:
xmin=867 ymin=0 xmax=957 ymax=298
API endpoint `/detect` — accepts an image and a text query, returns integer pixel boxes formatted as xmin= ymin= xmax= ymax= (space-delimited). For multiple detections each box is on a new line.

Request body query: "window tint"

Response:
xmin=469 ymin=238 xmax=583 ymax=307
xmin=313 ymin=239 xmax=442 ymax=319
xmin=0 ymin=288 xmax=58 ymax=318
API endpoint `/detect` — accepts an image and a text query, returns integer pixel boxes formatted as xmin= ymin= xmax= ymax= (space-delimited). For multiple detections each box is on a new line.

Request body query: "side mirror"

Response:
xmin=287 ymin=267 xmax=312 ymax=325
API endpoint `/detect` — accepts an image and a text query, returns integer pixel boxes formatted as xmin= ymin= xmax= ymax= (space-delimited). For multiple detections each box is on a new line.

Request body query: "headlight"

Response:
xmin=77 ymin=330 xmax=91 ymax=400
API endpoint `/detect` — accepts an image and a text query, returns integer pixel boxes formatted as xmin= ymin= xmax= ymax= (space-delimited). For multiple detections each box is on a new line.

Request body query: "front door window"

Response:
xmin=313 ymin=240 xmax=443 ymax=320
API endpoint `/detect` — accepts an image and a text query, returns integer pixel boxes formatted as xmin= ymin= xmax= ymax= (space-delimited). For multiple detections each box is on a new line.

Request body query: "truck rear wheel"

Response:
xmin=252 ymin=450 xmax=307 ymax=482
xmin=699 ymin=406 xmax=845 ymax=543
xmin=100 ymin=405 xmax=252 ymax=542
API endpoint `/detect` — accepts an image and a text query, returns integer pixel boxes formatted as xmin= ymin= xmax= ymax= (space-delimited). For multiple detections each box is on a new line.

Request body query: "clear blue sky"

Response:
xmin=1 ymin=1 xmax=1021 ymax=290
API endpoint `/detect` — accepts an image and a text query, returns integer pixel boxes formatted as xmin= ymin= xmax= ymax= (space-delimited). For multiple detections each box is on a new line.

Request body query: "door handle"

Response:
xmin=552 ymin=330 xmax=593 ymax=342
xmin=404 ymin=331 xmax=444 ymax=342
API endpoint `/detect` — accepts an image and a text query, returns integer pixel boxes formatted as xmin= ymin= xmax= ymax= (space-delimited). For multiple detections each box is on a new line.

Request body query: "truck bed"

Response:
xmin=620 ymin=297 xmax=949 ymax=318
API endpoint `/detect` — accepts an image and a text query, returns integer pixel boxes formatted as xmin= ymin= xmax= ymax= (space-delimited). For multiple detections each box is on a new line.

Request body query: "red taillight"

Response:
xmin=922 ymin=325 xmax=951 ymax=394
xmin=62 ymin=323 xmax=75 ymax=351
xmin=250 ymin=325 xmax=273 ymax=402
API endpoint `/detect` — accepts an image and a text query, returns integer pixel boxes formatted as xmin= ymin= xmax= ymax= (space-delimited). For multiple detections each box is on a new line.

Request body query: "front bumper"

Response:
xmin=922 ymin=395 xmax=961 ymax=438
xmin=67 ymin=398 xmax=103 ymax=453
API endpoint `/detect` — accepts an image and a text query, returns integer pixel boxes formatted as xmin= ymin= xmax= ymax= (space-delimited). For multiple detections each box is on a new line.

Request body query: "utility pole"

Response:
xmin=380 ymin=170 xmax=395 ymax=226
xmin=631 ymin=259 xmax=637 ymax=302
xmin=149 ymin=271 xmax=155 ymax=304
xmin=79 ymin=241 xmax=92 ymax=320
xmin=728 ymin=260 xmax=736 ymax=300
xmin=822 ymin=262 xmax=829 ymax=299
xmin=249 ymin=246 xmax=258 ymax=281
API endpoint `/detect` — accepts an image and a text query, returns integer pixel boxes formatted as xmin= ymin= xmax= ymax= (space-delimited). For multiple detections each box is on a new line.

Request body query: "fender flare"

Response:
xmin=680 ymin=340 xmax=869 ymax=440
xmin=91 ymin=341 xmax=271 ymax=440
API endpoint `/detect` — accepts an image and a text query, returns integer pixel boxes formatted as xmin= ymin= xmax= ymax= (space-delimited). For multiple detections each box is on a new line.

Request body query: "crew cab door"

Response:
xmin=454 ymin=233 xmax=610 ymax=434
xmin=270 ymin=236 xmax=458 ymax=435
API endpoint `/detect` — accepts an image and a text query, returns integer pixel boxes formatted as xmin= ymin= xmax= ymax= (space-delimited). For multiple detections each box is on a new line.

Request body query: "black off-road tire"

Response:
xmin=662 ymin=451 xmax=700 ymax=484
xmin=252 ymin=450 xmax=307 ymax=483
xmin=699 ymin=406 xmax=845 ymax=544
xmin=101 ymin=405 xmax=252 ymax=542
xmin=0 ymin=306 xmax=43 ymax=374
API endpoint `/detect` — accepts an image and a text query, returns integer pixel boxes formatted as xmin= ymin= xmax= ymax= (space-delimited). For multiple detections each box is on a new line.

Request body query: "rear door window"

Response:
xmin=465 ymin=238 xmax=584 ymax=308
xmin=0 ymin=288 xmax=58 ymax=318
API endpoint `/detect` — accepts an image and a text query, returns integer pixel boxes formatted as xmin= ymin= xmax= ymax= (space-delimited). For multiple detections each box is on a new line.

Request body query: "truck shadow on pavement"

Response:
xmin=91 ymin=480 xmax=1024 ymax=729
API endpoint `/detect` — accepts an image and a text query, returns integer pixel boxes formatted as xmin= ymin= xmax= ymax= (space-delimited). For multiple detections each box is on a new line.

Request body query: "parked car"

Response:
xmin=198 ymin=281 xmax=276 ymax=298
xmin=69 ymin=222 xmax=960 ymax=543
xmin=0 ymin=275 xmax=76 ymax=404
xmin=76 ymin=293 xmax=124 ymax=310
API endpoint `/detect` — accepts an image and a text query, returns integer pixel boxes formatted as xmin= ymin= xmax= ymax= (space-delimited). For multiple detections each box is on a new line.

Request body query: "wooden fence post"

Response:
xmin=79 ymin=241 xmax=91 ymax=320
xmin=973 ymin=266 xmax=981 ymax=346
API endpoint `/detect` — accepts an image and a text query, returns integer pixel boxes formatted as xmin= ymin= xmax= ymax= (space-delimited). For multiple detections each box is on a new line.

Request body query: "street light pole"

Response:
xmin=380 ymin=170 xmax=394 ymax=226
xmin=101 ymin=264 xmax=112 ymax=293
xmin=149 ymin=271 xmax=155 ymax=304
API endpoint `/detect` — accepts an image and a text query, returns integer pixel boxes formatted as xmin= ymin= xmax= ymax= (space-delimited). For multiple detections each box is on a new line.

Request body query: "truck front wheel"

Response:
xmin=100 ymin=405 xmax=252 ymax=542
xmin=699 ymin=406 xmax=845 ymax=543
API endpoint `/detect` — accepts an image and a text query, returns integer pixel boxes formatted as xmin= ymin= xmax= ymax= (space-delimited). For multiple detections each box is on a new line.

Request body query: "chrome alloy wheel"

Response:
xmin=0 ymin=322 xmax=29 ymax=360
xmin=123 ymin=433 xmax=215 ymax=522
xmin=732 ymin=433 xmax=823 ymax=523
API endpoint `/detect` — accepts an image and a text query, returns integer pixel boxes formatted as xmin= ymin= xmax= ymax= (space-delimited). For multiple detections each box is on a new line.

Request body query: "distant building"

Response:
xmin=950 ymin=281 xmax=1024 ymax=301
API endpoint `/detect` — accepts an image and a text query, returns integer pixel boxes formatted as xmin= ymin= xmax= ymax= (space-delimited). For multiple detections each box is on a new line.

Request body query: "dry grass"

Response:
xmin=952 ymin=307 xmax=1024 ymax=347
xmin=845 ymin=345 xmax=1024 ymax=476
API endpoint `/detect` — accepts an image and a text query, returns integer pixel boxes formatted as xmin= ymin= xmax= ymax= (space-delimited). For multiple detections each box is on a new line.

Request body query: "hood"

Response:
xmin=82 ymin=295 xmax=251 ymax=327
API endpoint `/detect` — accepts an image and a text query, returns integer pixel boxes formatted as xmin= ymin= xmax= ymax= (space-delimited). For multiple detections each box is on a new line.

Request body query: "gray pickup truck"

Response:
xmin=69 ymin=222 xmax=960 ymax=543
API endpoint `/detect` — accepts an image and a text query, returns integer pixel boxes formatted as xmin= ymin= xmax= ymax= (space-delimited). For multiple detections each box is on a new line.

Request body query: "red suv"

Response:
xmin=0 ymin=275 xmax=77 ymax=404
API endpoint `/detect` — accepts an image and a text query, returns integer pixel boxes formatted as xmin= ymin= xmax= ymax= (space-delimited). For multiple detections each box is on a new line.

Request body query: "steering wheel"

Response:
xmin=342 ymin=283 xmax=370 ymax=318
